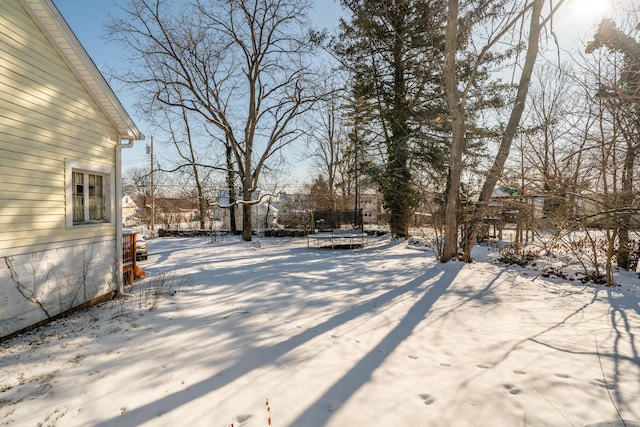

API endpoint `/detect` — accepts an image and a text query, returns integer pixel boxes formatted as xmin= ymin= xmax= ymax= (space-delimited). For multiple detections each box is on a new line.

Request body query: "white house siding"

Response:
xmin=360 ymin=193 xmax=381 ymax=224
xmin=0 ymin=239 xmax=116 ymax=338
xmin=0 ymin=0 xmax=120 ymax=339
xmin=225 ymin=202 xmax=278 ymax=230
xmin=122 ymin=194 xmax=138 ymax=218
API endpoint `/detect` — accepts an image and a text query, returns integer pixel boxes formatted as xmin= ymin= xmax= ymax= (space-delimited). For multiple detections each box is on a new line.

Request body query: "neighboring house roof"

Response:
xmin=217 ymin=190 xmax=264 ymax=206
xmin=122 ymin=194 xmax=138 ymax=209
xmin=19 ymin=0 xmax=144 ymax=141
xmin=491 ymin=187 xmax=508 ymax=198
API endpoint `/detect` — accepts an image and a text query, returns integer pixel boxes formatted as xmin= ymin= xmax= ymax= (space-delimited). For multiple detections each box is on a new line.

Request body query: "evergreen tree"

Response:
xmin=335 ymin=0 xmax=447 ymax=238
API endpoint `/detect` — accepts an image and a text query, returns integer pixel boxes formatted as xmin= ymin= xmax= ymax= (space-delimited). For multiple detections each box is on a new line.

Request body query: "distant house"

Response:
xmin=154 ymin=196 xmax=200 ymax=229
xmin=0 ymin=0 xmax=144 ymax=340
xmin=122 ymin=194 xmax=139 ymax=218
xmin=214 ymin=191 xmax=278 ymax=230
xmin=276 ymin=193 xmax=311 ymax=228
xmin=359 ymin=191 xmax=382 ymax=225
xmin=275 ymin=191 xmax=383 ymax=228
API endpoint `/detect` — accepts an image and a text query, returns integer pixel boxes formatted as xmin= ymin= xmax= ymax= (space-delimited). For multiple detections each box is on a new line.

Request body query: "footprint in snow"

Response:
xmin=419 ymin=393 xmax=436 ymax=405
xmin=503 ymin=384 xmax=522 ymax=395
xmin=513 ymin=370 xmax=527 ymax=375
xmin=554 ymin=373 xmax=570 ymax=379
xmin=592 ymin=378 xmax=616 ymax=389
xmin=235 ymin=414 xmax=252 ymax=425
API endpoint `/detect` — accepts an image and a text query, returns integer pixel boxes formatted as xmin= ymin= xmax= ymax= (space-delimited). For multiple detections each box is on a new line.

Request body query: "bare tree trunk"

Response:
xmin=441 ymin=0 xmax=464 ymax=262
xmin=618 ymin=137 xmax=634 ymax=269
xmin=241 ymin=179 xmax=253 ymax=241
xmin=462 ymin=0 xmax=545 ymax=261
xmin=615 ymin=110 xmax=640 ymax=271
xmin=226 ymin=143 xmax=237 ymax=234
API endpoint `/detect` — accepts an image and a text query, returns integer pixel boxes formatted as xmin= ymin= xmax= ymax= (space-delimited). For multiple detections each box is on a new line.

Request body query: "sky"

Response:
xmin=51 ymin=0 xmax=626 ymax=191
xmin=53 ymin=0 xmax=149 ymax=173
xmin=52 ymin=0 xmax=344 ymax=188
xmin=1 ymin=234 xmax=639 ymax=426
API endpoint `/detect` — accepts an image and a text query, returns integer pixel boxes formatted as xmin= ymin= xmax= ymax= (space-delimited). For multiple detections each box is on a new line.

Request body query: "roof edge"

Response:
xmin=19 ymin=0 xmax=145 ymax=141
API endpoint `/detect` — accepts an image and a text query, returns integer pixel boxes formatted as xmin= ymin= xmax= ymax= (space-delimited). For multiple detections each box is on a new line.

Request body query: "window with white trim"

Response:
xmin=66 ymin=161 xmax=113 ymax=226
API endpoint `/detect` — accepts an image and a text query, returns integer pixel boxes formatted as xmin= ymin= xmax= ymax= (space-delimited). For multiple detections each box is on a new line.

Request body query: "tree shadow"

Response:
xmin=606 ymin=287 xmax=640 ymax=413
xmin=289 ymin=264 xmax=461 ymax=426
xmin=94 ymin=262 xmax=457 ymax=427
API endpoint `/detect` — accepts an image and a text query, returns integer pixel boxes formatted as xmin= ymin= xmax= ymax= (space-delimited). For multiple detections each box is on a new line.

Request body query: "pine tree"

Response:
xmin=335 ymin=0 xmax=447 ymax=238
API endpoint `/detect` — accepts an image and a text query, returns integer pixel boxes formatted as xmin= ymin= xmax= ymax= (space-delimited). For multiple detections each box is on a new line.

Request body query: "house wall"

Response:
xmin=0 ymin=0 xmax=120 ymax=339
xmin=360 ymin=193 xmax=381 ymax=224
xmin=122 ymin=195 xmax=138 ymax=219
xmin=0 ymin=240 xmax=116 ymax=338
xmin=223 ymin=203 xmax=278 ymax=230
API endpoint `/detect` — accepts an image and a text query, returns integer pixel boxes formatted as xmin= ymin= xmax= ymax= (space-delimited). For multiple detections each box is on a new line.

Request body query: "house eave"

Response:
xmin=19 ymin=0 xmax=145 ymax=141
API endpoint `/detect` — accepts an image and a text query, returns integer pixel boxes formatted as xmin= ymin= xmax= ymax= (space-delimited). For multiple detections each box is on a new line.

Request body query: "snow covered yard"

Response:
xmin=1 ymin=236 xmax=639 ymax=427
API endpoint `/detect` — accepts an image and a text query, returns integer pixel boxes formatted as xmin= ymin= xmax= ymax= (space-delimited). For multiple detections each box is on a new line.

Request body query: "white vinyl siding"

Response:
xmin=0 ymin=0 xmax=144 ymax=340
xmin=0 ymin=239 xmax=117 ymax=337
xmin=0 ymin=0 xmax=118 ymax=254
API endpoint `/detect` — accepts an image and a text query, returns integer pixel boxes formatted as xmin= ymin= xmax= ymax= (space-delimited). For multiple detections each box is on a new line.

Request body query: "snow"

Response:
xmin=1 ymin=235 xmax=639 ymax=427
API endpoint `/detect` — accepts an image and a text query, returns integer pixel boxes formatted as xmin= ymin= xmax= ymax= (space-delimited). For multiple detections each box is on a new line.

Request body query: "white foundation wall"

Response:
xmin=0 ymin=239 xmax=117 ymax=339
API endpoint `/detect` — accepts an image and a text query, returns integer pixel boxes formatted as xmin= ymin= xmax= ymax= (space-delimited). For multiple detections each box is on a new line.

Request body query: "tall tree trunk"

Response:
xmin=241 ymin=180 xmax=253 ymax=241
xmin=226 ymin=143 xmax=237 ymax=234
xmin=618 ymin=137 xmax=634 ymax=269
xmin=386 ymin=7 xmax=414 ymax=239
xmin=462 ymin=0 xmax=545 ymax=261
xmin=183 ymin=111 xmax=207 ymax=230
xmin=196 ymin=180 xmax=206 ymax=230
xmin=441 ymin=0 xmax=464 ymax=262
xmin=585 ymin=19 xmax=640 ymax=270
xmin=386 ymin=153 xmax=412 ymax=238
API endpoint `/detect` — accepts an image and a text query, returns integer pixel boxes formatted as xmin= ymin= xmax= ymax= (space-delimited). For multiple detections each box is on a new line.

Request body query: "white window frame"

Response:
xmin=65 ymin=160 xmax=114 ymax=227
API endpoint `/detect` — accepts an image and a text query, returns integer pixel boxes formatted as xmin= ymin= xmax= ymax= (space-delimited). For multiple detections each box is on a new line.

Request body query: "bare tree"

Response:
xmin=442 ymin=0 xmax=566 ymax=262
xmin=585 ymin=18 xmax=640 ymax=270
xmin=304 ymin=73 xmax=349 ymax=210
xmin=109 ymin=0 xmax=322 ymax=240
xmin=160 ymin=106 xmax=212 ymax=229
xmin=515 ymin=66 xmax=584 ymax=227
xmin=339 ymin=86 xmax=378 ymax=213
xmin=123 ymin=166 xmax=167 ymax=227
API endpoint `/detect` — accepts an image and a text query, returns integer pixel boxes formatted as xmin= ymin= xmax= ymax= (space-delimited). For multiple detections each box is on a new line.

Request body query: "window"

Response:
xmin=66 ymin=161 xmax=113 ymax=227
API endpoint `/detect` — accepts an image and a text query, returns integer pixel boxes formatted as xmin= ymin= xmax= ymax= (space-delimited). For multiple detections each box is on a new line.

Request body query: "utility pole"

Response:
xmin=147 ymin=136 xmax=155 ymax=231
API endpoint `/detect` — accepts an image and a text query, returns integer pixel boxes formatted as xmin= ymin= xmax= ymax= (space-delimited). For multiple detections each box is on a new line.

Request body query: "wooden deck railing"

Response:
xmin=122 ymin=232 xmax=137 ymax=285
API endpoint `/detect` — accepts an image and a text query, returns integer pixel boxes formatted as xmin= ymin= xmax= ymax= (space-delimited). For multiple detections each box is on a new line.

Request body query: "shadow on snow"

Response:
xmin=94 ymin=262 xmax=461 ymax=427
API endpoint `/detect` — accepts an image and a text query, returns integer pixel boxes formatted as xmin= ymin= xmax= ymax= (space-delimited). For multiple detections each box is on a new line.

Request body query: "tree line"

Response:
xmin=110 ymin=0 xmax=640 ymax=278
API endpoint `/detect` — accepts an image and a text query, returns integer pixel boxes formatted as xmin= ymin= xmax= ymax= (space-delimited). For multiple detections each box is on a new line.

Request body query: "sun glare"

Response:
xmin=570 ymin=0 xmax=612 ymax=24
